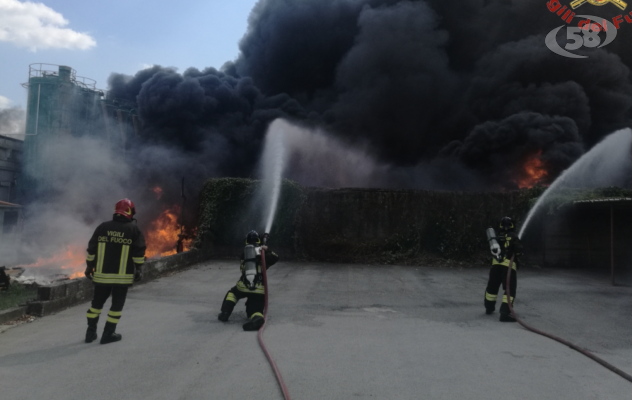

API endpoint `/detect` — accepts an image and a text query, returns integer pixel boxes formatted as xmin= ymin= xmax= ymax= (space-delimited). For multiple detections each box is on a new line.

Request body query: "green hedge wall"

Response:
xmin=195 ymin=178 xmax=306 ymax=256
xmin=195 ymin=180 xmax=631 ymax=265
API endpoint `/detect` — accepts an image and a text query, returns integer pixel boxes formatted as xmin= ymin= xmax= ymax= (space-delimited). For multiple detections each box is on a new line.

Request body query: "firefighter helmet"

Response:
xmin=245 ymin=230 xmax=260 ymax=245
xmin=114 ymin=199 xmax=136 ymax=220
xmin=499 ymin=217 xmax=514 ymax=231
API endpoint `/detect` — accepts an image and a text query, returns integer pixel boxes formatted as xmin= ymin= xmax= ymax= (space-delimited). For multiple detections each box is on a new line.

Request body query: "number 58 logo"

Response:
xmin=545 ymin=14 xmax=617 ymax=58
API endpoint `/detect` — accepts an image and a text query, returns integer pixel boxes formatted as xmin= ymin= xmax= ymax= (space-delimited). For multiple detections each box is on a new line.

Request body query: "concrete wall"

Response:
xmin=543 ymin=204 xmax=632 ymax=271
xmin=24 ymin=248 xmax=208 ymax=317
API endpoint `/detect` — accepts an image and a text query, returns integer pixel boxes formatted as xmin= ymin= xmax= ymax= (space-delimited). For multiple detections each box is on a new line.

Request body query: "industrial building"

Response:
xmin=0 ymin=134 xmax=23 ymax=265
xmin=0 ymin=134 xmax=21 ymax=204
xmin=20 ymin=64 xmax=139 ymax=203
xmin=541 ymin=198 xmax=632 ymax=285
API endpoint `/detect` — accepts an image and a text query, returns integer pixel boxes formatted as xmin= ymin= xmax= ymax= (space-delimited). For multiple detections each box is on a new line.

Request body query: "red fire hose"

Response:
xmin=505 ymin=256 xmax=632 ymax=383
xmin=258 ymin=247 xmax=293 ymax=400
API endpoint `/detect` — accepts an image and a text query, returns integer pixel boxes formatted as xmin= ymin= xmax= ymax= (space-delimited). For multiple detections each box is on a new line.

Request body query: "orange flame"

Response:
xmin=15 ymin=244 xmax=87 ymax=276
xmin=516 ymin=150 xmax=548 ymax=189
xmin=144 ymin=204 xmax=183 ymax=258
xmin=16 ymin=203 xmax=193 ymax=279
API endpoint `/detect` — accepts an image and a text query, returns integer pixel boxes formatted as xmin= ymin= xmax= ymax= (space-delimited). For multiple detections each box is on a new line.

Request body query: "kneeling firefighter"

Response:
xmin=84 ymin=199 xmax=146 ymax=344
xmin=218 ymin=230 xmax=279 ymax=331
xmin=484 ymin=217 xmax=524 ymax=322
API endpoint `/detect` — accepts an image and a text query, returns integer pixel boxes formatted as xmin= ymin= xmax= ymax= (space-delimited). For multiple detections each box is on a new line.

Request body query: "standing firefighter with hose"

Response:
xmin=484 ymin=216 xmax=524 ymax=322
xmin=84 ymin=199 xmax=146 ymax=344
xmin=218 ymin=230 xmax=279 ymax=331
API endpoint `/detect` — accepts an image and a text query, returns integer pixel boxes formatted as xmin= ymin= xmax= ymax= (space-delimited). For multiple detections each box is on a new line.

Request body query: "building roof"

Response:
xmin=0 ymin=134 xmax=24 ymax=144
xmin=574 ymin=198 xmax=632 ymax=207
xmin=0 ymin=200 xmax=22 ymax=208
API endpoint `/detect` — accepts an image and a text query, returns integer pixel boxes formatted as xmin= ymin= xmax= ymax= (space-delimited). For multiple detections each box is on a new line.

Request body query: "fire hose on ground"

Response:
xmin=252 ymin=239 xmax=632 ymax=399
xmin=505 ymin=255 xmax=632 ymax=383
xmin=258 ymin=245 xmax=293 ymax=400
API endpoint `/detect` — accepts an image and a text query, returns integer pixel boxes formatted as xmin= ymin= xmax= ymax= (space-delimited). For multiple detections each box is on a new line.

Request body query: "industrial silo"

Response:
xmin=19 ymin=64 xmax=114 ymax=203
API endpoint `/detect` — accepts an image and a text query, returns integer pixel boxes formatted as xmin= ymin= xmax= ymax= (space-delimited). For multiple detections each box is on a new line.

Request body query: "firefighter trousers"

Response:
xmin=484 ymin=265 xmax=517 ymax=314
xmin=86 ymin=285 xmax=129 ymax=333
xmin=220 ymin=286 xmax=265 ymax=320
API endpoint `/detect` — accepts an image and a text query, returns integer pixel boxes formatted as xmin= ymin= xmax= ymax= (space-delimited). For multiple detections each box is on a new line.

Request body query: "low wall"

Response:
xmin=25 ymin=249 xmax=206 ymax=317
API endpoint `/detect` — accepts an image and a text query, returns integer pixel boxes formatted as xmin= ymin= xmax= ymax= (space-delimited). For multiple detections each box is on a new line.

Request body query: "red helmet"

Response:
xmin=114 ymin=199 xmax=136 ymax=220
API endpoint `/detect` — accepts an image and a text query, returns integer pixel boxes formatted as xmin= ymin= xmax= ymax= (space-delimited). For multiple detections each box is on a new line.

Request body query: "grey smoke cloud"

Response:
xmin=0 ymin=107 xmax=25 ymax=138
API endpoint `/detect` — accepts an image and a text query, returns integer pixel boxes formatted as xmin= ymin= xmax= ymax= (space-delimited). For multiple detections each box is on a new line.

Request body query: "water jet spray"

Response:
xmin=259 ymin=119 xmax=288 ymax=234
xmin=519 ymin=129 xmax=632 ymax=239
xmin=254 ymin=119 xmax=292 ymax=399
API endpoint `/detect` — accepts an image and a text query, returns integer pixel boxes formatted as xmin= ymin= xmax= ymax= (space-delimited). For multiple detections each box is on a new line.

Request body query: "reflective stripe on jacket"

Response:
xmin=86 ymin=215 xmax=146 ymax=285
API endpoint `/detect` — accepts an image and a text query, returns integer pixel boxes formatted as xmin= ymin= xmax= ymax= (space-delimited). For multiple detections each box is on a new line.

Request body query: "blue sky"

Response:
xmin=0 ymin=0 xmax=259 ymax=111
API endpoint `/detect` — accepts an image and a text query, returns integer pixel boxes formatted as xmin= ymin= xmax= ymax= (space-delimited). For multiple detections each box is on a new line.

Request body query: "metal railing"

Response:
xmin=22 ymin=63 xmax=98 ymax=91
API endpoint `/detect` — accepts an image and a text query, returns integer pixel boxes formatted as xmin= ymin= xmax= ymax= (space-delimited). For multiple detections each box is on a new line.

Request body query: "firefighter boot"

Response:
xmin=85 ymin=328 xmax=98 ymax=343
xmin=484 ymin=292 xmax=497 ymax=315
xmin=242 ymin=316 xmax=265 ymax=331
xmin=85 ymin=316 xmax=98 ymax=343
xmin=100 ymin=322 xmax=122 ymax=344
xmin=499 ymin=303 xmax=516 ymax=322
xmin=499 ymin=313 xmax=517 ymax=322
xmin=218 ymin=312 xmax=230 ymax=322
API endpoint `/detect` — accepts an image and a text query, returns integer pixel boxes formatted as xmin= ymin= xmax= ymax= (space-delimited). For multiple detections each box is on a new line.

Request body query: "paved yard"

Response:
xmin=0 ymin=261 xmax=630 ymax=399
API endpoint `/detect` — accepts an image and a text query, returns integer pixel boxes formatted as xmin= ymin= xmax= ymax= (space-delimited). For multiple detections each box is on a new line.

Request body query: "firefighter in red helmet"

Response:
xmin=84 ymin=199 xmax=146 ymax=344
xmin=484 ymin=217 xmax=524 ymax=322
xmin=217 ymin=230 xmax=279 ymax=331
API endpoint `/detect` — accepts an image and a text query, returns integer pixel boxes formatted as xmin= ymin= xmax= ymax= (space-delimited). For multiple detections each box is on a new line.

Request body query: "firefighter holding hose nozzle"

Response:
xmin=484 ymin=217 xmax=524 ymax=322
xmin=218 ymin=230 xmax=279 ymax=331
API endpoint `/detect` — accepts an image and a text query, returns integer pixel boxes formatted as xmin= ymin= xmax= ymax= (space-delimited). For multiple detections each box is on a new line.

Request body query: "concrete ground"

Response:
xmin=0 ymin=260 xmax=631 ymax=400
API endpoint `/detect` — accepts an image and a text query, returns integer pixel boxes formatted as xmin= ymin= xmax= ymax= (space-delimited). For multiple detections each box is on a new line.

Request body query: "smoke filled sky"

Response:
xmin=2 ymin=0 xmax=632 ymax=190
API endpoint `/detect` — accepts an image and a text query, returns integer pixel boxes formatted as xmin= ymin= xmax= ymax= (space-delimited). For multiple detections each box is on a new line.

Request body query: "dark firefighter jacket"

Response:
xmin=492 ymin=230 xmax=524 ymax=270
xmin=86 ymin=215 xmax=147 ymax=286
xmin=236 ymin=246 xmax=279 ymax=294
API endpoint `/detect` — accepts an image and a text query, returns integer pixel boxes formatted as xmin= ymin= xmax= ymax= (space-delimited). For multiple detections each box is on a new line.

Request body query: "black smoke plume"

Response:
xmin=106 ymin=0 xmax=632 ymax=191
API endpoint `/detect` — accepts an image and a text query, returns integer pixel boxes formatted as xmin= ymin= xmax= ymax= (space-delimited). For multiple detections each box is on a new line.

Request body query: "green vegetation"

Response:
xmin=0 ymin=283 xmax=37 ymax=311
xmin=195 ymin=180 xmax=631 ymax=265
xmin=195 ymin=178 xmax=306 ymax=253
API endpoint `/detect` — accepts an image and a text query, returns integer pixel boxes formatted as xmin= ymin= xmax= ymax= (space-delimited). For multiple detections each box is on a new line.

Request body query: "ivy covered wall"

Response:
xmin=195 ymin=178 xmax=546 ymax=263
xmin=298 ymin=187 xmax=544 ymax=264
xmin=195 ymin=178 xmax=306 ymax=258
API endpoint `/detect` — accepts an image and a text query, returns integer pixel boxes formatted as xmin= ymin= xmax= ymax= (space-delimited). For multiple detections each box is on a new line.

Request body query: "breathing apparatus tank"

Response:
xmin=486 ymin=227 xmax=502 ymax=261
xmin=243 ymin=244 xmax=261 ymax=290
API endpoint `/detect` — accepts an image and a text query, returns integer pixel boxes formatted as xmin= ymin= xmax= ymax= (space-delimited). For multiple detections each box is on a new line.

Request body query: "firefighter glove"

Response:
xmin=134 ymin=268 xmax=143 ymax=282
xmin=84 ymin=266 xmax=94 ymax=280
